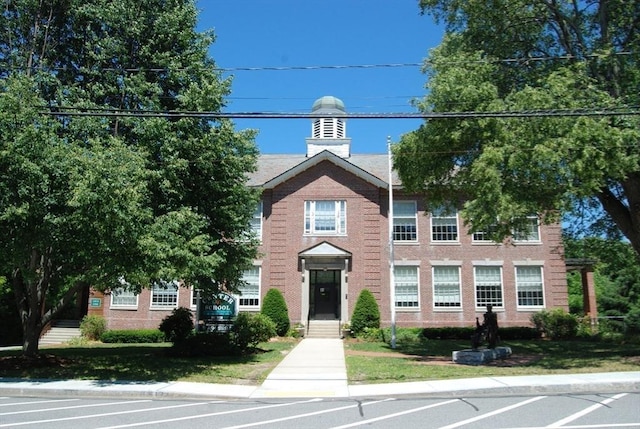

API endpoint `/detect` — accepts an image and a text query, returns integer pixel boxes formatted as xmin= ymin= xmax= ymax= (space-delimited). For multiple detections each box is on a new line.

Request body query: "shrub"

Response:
xmin=261 ymin=288 xmax=290 ymax=336
xmin=100 ymin=329 xmax=164 ymax=343
xmin=422 ymin=327 xmax=474 ymax=340
xmin=625 ymin=308 xmax=640 ymax=336
xmin=531 ymin=308 xmax=579 ymax=339
xmin=350 ymin=289 xmax=380 ymax=335
xmin=232 ymin=312 xmax=276 ymax=352
xmin=159 ymin=307 xmax=194 ymax=343
xmin=80 ymin=315 xmax=107 ymax=340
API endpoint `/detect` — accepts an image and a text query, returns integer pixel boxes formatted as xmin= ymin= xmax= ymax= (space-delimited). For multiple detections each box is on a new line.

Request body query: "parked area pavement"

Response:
xmin=1 ymin=339 xmax=639 ymax=400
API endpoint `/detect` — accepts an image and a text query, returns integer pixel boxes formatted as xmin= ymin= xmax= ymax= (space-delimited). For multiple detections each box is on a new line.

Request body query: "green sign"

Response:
xmin=200 ymin=292 xmax=236 ymax=320
xmin=90 ymin=298 xmax=102 ymax=308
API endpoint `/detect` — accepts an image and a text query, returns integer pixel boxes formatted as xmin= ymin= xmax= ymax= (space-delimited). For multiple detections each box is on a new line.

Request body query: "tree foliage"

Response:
xmin=565 ymin=237 xmax=640 ymax=330
xmin=396 ymin=0 xmax=640 ymax=254
xmin=350 ymin=289 xmax=380 ymax=335
xmin=261 ymin=288 xmax=290 ymax=336
xmin=0 ymin=0 xmax=259 ymax=356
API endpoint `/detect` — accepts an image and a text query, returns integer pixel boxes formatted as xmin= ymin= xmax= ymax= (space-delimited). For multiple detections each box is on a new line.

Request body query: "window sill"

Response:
xmin=150 ymin=306 xmax=177 ymax=311
xmin=433 ymin=307 xmax=463 ymax=312
xmin=110 ymin=306 xmax=138 ymax=311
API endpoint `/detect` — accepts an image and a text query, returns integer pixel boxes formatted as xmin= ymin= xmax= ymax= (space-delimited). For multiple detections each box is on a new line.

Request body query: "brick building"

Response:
xmin=92 ymin=95 xmax=568 ymax=332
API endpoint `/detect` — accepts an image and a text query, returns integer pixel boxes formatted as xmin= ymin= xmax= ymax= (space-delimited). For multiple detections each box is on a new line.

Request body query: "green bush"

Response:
xmin=531 ymin=308 xmax=579 ymax=339
xmin=80 ymin=315 xmax=107 ymax=340
xmin=159 ymin=307 xmax=194 ymax=343
xmin=170 ymin=313 xmax=276 ymax=357
xmin=625 ymin=308 xmax=640 ymax=335
xmin=232 ymin=312 xmax=276 ymax=352
xmin=350 ymin=289 xmax=380 ymax=335
xmin=422 ymin=327 xmax=474 ymax=340
xmin=100 ymin=329 xmax=164 ymax=343
xmin=261 ymin=288 xmax=290 ymax=336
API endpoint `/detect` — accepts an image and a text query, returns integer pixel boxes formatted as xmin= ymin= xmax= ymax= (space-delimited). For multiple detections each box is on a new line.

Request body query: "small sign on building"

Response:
xmin=90 ymin=298 xmax=102 ymax=308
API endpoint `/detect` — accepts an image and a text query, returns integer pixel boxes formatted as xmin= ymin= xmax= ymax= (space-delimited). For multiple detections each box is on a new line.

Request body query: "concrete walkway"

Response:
xmin=1 ymin=339 xmax=639 ymax=399
xmin=252 ymin=338 xmax=348 ymax=398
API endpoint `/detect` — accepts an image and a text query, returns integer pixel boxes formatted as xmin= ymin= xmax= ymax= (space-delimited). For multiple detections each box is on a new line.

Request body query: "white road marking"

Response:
xmin=0 ymin=401 xmax=208 ymax=427
xmin=438 ymin=396 xmax=548 ymax=429
xmin=0 ymin=398 xmax=79 ymax=407
xmin=329 ymin=398 xmax=459 ymax=429
xmin=96 ymin=398 xmax=324 ymax=429
xmin=220 ymin=398 xmax=395 ymax=429
xmin=546 ymin=393 xmax=629 ymax=428
xmin=0 ymin=399 xmax=150 ymax=416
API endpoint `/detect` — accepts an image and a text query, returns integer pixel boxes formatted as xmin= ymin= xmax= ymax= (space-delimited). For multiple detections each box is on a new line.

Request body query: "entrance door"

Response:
xmin=310 ymin=270 xmax=340 ymax=320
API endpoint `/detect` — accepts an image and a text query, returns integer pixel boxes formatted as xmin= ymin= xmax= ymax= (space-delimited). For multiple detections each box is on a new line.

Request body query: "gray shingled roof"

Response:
xmin=247 ymin=151 xmax=401 ymax=188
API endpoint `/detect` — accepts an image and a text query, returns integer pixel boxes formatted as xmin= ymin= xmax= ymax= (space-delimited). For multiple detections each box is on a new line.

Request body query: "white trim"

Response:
xmin=150 ymin=280 xmax=179 ymax=310
xmin=515 ymin=265 xmax=546 ymax=309
xmin=473 ymin=265 xmax=504 ymax=309
xmin=432 ymin=265 xmax=462 ymax=310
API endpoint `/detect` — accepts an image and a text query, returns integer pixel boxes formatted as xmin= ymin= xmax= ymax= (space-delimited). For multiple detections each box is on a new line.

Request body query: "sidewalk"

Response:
xmin=1 ymin=339 xmax=639 ymax=400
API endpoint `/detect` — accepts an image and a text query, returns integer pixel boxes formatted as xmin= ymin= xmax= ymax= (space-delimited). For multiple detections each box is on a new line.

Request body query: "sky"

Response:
xmin=196 ymin=0 xmax=445 ymax=154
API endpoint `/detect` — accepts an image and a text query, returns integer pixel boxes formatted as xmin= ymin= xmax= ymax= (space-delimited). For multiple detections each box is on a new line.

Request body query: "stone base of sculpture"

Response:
xmin=452 ymin=346 xmax=512 ymax=365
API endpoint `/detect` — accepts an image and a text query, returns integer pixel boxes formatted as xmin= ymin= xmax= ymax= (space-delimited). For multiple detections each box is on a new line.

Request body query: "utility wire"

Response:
xmin=41 ymin=107 xmax=640 ymax=119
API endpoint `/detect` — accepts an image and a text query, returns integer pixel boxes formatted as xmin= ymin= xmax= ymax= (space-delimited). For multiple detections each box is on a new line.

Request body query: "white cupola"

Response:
xmin=306 ymin=95 xmax=351 ymax=158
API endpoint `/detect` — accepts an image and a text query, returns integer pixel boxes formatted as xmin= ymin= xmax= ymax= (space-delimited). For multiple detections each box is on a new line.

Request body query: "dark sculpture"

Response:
xmin=471 ymin=305 xmax=499 ymax=349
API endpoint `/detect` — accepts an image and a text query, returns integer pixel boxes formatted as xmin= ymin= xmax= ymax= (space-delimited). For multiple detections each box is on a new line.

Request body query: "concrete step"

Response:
xmin=40 ymin=322 xmax=82 ymax=345
xmin=306 ymin=320 xmax=341 ymax=339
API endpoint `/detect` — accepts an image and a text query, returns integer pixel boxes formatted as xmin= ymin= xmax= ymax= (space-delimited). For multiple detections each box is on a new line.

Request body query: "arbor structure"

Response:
xmin=0 ymin=0 xmax=259 ymax=356
xmin=395 ymin=0 xmax=640 ymax=255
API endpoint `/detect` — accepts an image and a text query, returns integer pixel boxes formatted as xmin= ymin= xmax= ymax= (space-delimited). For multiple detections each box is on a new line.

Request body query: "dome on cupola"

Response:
xmin=312 ymin=95 xmax=346 ymax=114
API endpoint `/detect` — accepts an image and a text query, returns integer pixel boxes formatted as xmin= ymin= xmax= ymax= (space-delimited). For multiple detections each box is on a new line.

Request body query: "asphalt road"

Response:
xmin=1 ymin=392 xmax=638 ymax=429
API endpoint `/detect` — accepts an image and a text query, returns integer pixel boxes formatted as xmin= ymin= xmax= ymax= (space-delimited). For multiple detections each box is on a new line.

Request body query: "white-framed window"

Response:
xmin=250 ymin=201 xmax=263 ymax=240
xmin=191 ymin=287 xmax=198 ymax=309
xmin=304 ymin=200 xmax=346 ymax=235
xmin=394 ymin=266 xmax=419 ymax=308
xmin=515 ymin=266 xmax=545 ymax=307
xmin=474 ymin=266 xmax=503 ymax=308
xmin=513 ymin=216 xmax=540 ymax=242
xmin=111 ymin=280 xmax=138 ymax=309
xmin=433 ymin=266 xmax=461 ymax=308
xmin=393 ymin=201 xmax=417 ymax=242
xmin=238 ymin=266 xmax=260 ymax=309
xmin=150 ymin=280 xmax=179 ymax=308
xmin=431 ymin=208 xmax=458 ymax=242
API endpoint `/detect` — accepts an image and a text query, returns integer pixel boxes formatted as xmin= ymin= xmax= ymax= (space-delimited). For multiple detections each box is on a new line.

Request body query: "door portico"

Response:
xmin=299 ymin=242 xmax=351 ymax=323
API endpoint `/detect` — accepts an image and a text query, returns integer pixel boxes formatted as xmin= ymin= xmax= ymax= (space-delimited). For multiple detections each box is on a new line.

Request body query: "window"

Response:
xmin=433 ymin=266 xmax=461 ymax=308
xmin=431 ymin=208 xmax=458 ymax=242
xmin=239 ymin=266 xmax=260 ymax=308
xmin=472 ymin=224 xmax=498 ymax=242
xmin=513 ymin=216 xmax=540 ymax=242
xmin=250 ymin=201 xmax=263 ymax=240
xmin=111 ymin=281 xmax=138 ymax=308
xmin=475 ymin=266 xmax=503 ymax=308
xmin=304 ymin=200 xmax=346 ymax=235
xmin=393 ymin=201 xmax=417 ymax=242
xmin=516 ymin=266 xmax=545 ymax=307
xmin=394 ymin=266 xmax=419 ymax=308
xmin=151 ymin=280 xmax=179 ymax=308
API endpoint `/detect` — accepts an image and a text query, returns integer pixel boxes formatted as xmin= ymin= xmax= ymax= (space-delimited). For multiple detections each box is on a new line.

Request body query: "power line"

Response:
xmin=1 ymin=51 xmax=633 ymax=74
xmin=41 ymin=107 xmax=640 ymax=119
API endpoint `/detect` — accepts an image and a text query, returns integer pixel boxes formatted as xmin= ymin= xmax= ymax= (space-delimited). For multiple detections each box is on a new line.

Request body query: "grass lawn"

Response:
xmin=1 ymin=337 xmax=638 ymax=385
xmin=345 ymin=338 xmax=640 ymax=384
xmin=0 ymin=338 xmax=298 ymax=385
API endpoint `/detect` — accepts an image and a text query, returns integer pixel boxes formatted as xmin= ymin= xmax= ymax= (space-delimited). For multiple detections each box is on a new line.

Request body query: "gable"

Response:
xmin=250 ymin=150 xmax=390 ymax=190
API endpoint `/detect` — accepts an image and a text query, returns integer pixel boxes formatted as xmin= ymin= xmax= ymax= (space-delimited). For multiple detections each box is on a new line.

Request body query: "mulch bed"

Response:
xmin=0 ymin=354 xmax=75 ymax=372
xmin=344 ymin=349 xmax=543 ymax=367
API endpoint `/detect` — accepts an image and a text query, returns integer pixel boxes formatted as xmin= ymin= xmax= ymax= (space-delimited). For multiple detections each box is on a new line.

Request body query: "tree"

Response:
xmin=395 ymin=0 xmax=640 ymax=255
xmin=261 ymin=288 xmax=290 ymax=337
xmin=350 ymin=289 xmax=380 ymax=335
xmin=0 ymin=0 xmax=259 ymax=356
